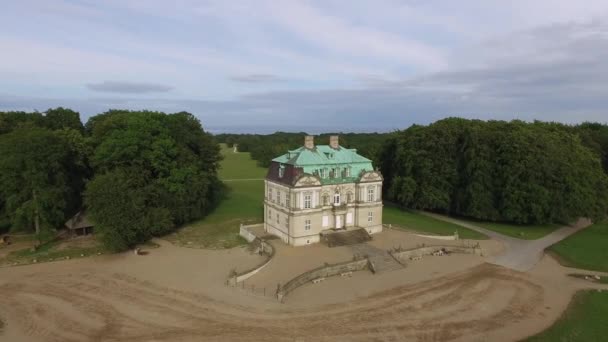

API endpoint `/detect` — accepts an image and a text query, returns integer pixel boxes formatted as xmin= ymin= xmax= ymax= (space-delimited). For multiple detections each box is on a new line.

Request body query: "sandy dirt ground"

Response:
xmin=0 ymin=233 xmax=606 ymax=342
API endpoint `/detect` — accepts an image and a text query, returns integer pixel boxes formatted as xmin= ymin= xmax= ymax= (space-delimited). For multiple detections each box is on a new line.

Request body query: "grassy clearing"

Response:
xmin=383 ymin=206 xmax=487 ymax=240
xmin=525 ymin=290 xmax=608 ymax=342
xmin=218 ymin=144 xmax=266 ymax=180
xmin=166 ymin=144 xmax=265 ymax=249
xmin=549 ymin=222 xmax=608 ymax=272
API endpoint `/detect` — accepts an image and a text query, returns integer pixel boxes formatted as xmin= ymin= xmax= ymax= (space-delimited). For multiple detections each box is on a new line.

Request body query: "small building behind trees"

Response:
xmin=65 ymin=211 xmax=94 ymax=236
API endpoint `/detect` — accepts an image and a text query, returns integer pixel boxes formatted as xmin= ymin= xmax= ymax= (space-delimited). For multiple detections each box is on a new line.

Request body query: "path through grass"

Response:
xmin=458 ymin=219 xmax=561 ymax=240
xmin=549 ymin=222 xmax=608 ymax=272
xmin=383 ymin=206 xmax=487 ymax=240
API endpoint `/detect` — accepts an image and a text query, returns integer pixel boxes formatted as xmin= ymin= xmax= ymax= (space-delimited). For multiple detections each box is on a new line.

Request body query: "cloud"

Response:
xmin=230 ymin=74 xmax=285 ymax=83
xmin=86 ymin=81 xmax=173 ymax=94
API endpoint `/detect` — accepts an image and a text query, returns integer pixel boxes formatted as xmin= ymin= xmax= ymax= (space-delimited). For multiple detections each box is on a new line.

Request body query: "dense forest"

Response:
xmin=380 ymin=118 xmax=608 ymax=224
xmin=2 ymin=109 xmax=607 ymax=248
xmin=0 ymin=108 xmax=222 ymax=251
xmin=215 ymin=132 xmax=393 ymax=167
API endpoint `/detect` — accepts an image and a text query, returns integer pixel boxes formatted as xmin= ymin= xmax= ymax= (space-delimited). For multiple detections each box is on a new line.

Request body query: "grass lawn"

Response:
xmin=218 ymin=144 xmax=267 ymax=180
xmin=166 ymin=144 xmax=265 ymax=249
xmin=383 ymin=206 xmax=487 ymax=240
xmin=549 ymin=222 xmax=608 ymax=272
xmin=463 ymin=220 xmax=562 ymax=240
xmin=525 ymin=290 xmax=608 ymax=342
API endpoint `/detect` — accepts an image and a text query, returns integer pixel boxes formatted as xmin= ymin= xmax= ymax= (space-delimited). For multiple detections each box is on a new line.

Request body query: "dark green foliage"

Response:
xmin=381 ymin=119 xmax=608 ymax=224
xmin=85 ymin=110 xmax=222 ymax=251
xmin=44 ymin=107 xmax=84 ymax=132
xmin=0 ymin=127 xmax=87 ymax=236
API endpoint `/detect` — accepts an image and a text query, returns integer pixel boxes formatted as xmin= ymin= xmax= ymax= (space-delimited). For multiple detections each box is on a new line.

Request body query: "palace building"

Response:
xmin=264 ymin=135 xmax=383 ymax=246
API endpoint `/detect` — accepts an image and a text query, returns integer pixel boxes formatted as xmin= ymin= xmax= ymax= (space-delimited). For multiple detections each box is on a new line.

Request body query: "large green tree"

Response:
xmin=0 ymin=127 xmax=87 ymax=239
xmin=381 ymin=119 xmax=608 ymax=224
xmin=85 ymin=110 xmax=222 ymax=251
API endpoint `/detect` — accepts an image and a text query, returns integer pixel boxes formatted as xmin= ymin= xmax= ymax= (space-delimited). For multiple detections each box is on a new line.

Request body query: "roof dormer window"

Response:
xmin=278 ymin=164 xmax=285 ymax=178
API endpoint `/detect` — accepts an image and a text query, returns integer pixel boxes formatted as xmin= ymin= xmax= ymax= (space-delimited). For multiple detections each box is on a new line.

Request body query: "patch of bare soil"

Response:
xmin=0 ymin=259 xmax=575 ymax=342
xmin=54 ymin=235 xmax=99 ymax=251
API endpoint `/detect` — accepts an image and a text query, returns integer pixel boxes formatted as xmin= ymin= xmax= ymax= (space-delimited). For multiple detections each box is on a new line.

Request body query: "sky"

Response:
xmin=1 ymin=0 xmax=608 ymax=133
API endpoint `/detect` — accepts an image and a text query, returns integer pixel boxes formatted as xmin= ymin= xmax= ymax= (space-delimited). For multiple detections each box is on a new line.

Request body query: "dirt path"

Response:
xmin=421 ymin=212 xmax=592 ymax=271
xmin=0 ymin=231 xmax=602 ymax=342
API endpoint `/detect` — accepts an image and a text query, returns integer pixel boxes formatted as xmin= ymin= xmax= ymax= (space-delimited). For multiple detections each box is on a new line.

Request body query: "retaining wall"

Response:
xmin=228 ymin=238 xmax=275 ymax=285
xmin=391 ymin=245 xmax=482 ymax=264
xmin=277 ymin=259 xmax=370 ymax=302
xmin=239 ymin=223 xmax=261 ymax=243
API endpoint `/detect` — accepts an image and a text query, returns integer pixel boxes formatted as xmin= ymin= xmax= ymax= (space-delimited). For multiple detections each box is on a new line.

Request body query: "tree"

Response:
xmin=84 ymin=110 xmax=222 ymax=250
xmin=44 ymin=107 xmax=84 ymax=132
xmin=0 ymin=127 xmax=87 ymax=241
xmin=380 ymin=118 xmax=608 ymax=224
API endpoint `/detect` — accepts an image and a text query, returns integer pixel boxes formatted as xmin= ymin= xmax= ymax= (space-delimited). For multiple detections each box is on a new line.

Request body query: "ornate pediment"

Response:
xmin=359 ymin=170 xmax=383 ymax=183
xmin=294 ymin=174 xmax=322 ymax=187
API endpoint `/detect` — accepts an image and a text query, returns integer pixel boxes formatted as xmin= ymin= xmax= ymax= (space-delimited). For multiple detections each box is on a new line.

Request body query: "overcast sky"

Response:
xmin=1 ymin=0 xmax=608 ymax=132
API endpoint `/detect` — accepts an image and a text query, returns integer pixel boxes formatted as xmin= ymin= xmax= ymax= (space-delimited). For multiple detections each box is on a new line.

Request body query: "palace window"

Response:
xmin=268 ymin=209 xmax=271 ymax=219
xmin=320 ymin=168 xmax=326 ymax=178
xmin=368 ymin=211 xmax=373 ymax=223
xmin=367 ymin=187 xmax=375 ymax=202
xmin=278 ymin=165 xmax=285 ymax=178
xmin=286 ymin=196 xmax=290 ymax=208
xmin=268 ymin=188 xmax=273 ymax=201
xmin=277 ymin=191 xmax=281 ymax=205
xmin=285 ymin=216 xmax=289 ymax=226
xmin=304 ymin=194 xmax=312 ymax=209
xmin=334 ymin=192 xmax=341 ymax=205
xmin=345 ymin=167 xmax=351 ymax=177
xmin=346 ymin=192 xmax=353 ymax=203
xmin=276 ymin=214 xmax=280 ymax=224
xmin=305 ymin=219 xmax=311 ymax=231
xmin=323 ymin=194 xmax=329 ymax=206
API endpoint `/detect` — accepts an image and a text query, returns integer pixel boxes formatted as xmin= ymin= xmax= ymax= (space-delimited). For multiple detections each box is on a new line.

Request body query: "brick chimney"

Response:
xmin=304 ymin=135 xmax=314 ymax=149
xmin=329 ymin=135 xmax=339 ymax=149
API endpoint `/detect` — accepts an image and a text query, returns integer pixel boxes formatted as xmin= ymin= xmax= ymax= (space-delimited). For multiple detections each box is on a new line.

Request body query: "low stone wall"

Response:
xmin=239 ymin=223 xmax=262 ymax=243
xmin=277 ymin=258 xmax=370 ymax=302
xmin=412 ymin=233 xmax=458 ymax=241
xmin=390 ymin=244 xmax=482 ymax=264
xmin=228 ymin=238 xmax=275 ymax=285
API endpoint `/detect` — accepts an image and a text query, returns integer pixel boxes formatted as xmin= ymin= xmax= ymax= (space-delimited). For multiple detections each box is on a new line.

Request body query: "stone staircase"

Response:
xmin=349 ymin=243 xmax=403 ymax=273
xmin=322 ymin=228 xmax=372 ymax=247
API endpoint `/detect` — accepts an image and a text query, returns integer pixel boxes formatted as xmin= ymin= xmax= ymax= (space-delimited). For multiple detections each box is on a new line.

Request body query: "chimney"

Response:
xmin=329 ymin=135 xmax=339 ymax=149
xmin=304 ymin=135 xmax=314 ymax=149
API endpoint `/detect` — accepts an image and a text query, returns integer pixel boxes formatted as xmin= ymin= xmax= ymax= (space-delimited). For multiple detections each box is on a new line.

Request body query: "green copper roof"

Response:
xmin=272 ymin=145 xmax=374 ymax=184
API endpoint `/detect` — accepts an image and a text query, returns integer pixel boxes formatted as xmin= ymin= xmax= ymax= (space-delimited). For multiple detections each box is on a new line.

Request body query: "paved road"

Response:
xmin=421 ymin=212 xmax=592 ymax=272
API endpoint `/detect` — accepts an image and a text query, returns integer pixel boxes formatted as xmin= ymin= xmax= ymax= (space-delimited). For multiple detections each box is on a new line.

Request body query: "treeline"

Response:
xmin=0 ymin=108 xmax=222 ymax=251
xmin=379 ymin=118 xmax=608 ymax=224
xmin=215 ymin=132 xmax=393 ymax=167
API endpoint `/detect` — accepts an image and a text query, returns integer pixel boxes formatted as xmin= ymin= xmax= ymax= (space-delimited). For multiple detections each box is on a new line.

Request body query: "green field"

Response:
xmin=383 ymin=206 xmax=487 ymax=240
xmin=549 ymin=222 xmax=608 ymax=272
xmin=165 ymin=144 xmax=265 ymax=249
xmin=525 ymin=290 xmax=608 ymax=342
xmin=528 ymin=223 xmax=608 ymax=340
xmin=218 ymin=144 xmax=267 ymax=180
xmin=462 ymin=220 xmax=562 ymax=240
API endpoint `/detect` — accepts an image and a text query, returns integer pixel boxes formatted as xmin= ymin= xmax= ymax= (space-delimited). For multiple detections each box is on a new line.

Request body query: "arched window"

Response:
xmin=333 ymin=192 xmax=341 ymax=205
